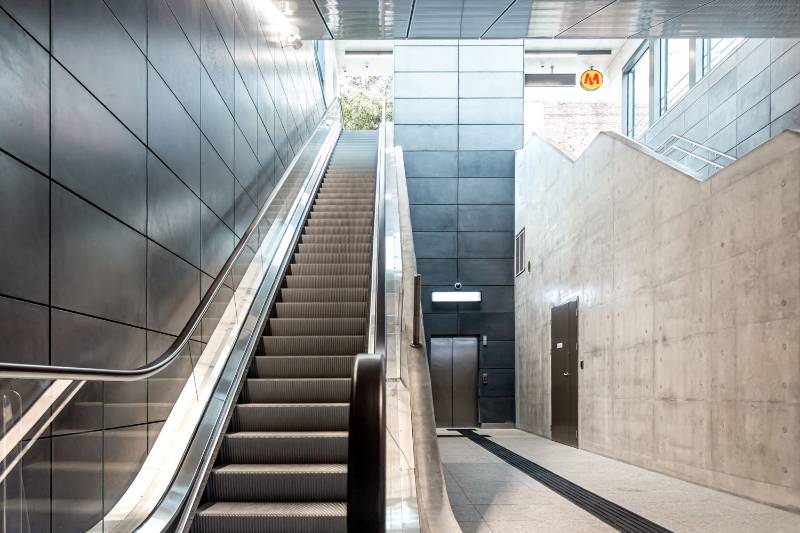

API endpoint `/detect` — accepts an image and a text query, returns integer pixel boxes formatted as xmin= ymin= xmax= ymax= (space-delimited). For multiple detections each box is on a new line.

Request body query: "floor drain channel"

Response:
xmin=456 ymin=430 xmax=672 ymax=533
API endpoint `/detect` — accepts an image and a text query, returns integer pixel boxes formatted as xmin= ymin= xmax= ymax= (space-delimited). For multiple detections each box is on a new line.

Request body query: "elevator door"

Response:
xmin=430 ymin=337 xmax=478 ymax=428
xmin=551 ymin=300 xmax=579 ymax=447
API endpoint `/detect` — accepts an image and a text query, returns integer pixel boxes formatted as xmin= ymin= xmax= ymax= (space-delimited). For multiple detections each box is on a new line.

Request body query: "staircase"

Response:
xmin=191 ymin=131 xmax=377 ymax=533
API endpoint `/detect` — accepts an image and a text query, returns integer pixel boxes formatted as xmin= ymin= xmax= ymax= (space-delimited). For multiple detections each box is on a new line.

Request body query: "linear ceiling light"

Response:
xmin=432 ymin=291 xmax=482 ymax=303
xmin=345 ymin=50 xmax=394 ymax=56
xmin=525 ymin=49 xmax=612 ymax=57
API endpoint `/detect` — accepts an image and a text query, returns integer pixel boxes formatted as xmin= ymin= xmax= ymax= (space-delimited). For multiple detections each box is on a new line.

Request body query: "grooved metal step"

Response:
xmin=279 ymin=288 xmax=368 ymax=302
xmin=233 ymin=404 xmax=349 ymax=431
xmin=293 ymin=252 xmax=372 ymax=263
xmin=261 ymin=335 xmax=365 ymax=355
xmin=283 ymin=275 xmax=369 ymax=289
xmin=193 ymin=502 xmax=347 ymax=533
xmin=220 ymin=432 xmax=348 ymax=464
xmin=287 ymin=263 xmax=370 ymax=276
xmin=245 ymin=378 xmax=351 ymax=403
xmin=274 ymin=301 xmax=367 ymax=317
xmin=205 ymin=464 xmax=347 ymax=502
xmin=300 ymin=234 xmax=372 ymax=244
xmin=252 ymin=356 xmax=355 ymax=378
xmin=269 ymin=317 xmax=366 ymax=336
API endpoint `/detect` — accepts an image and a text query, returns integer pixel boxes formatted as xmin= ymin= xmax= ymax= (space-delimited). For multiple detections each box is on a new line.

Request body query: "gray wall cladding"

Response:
xmin=0 ymin=0 xmax=325 ymax=530
xmin=394 ymin=40 xmax=523 ymax=424
xmin=641 ymin=38 xmax=800 ymax=168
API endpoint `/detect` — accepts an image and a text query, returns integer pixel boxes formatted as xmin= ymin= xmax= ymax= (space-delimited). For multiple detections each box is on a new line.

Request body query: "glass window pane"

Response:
xmin=628 ymin=51 xmax=650 ymax=138
xmin=664 ymin=39 xmax=690 ymax=112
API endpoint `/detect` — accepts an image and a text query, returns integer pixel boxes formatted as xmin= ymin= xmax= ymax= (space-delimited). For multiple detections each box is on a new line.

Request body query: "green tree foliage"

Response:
xmin=340 ymin=75 xmax=393 ymax=130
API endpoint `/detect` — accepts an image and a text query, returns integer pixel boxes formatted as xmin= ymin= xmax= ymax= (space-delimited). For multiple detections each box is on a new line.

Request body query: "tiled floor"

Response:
xmin=438 ymin=429 xmax=800 ymax=533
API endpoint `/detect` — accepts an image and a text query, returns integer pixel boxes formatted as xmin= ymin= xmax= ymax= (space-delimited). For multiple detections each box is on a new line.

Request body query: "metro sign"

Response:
xmin=580 ymin=68 xmax=603 ymax=91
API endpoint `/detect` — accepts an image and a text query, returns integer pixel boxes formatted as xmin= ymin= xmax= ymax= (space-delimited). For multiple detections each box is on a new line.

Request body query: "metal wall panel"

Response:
xmin=52 ymin=63 xmax=148 ymax=232
xmin=396 ymin=41 xmax=521 ymax=423
xmin=0 ymin=9 xmax=49 ymax=173
xmin=394 ymin=98 xmax=459 ymax=124
xmin=0 ymin=2 xmax=327 ymax=526
xmin=394 ymin=44 xmax=458 ymax=71
xmin=394 ymin=72 xmax=459 ymax=98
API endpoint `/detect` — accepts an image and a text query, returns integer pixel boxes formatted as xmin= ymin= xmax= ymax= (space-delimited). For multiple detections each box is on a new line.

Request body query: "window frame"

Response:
xmin=622 ymin=41 xmax=650 ymax=138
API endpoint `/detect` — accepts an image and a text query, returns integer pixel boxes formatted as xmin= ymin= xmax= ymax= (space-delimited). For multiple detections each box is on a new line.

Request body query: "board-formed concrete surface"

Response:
xmin=439 ymin=429 xmax=800 ymax=533
xmin=514 ymin=129 xmax=800 ymax=508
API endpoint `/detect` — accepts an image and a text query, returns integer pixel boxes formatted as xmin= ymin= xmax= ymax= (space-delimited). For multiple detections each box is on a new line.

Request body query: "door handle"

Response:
xmin=482 ymin=373 xmax=488 ymax=385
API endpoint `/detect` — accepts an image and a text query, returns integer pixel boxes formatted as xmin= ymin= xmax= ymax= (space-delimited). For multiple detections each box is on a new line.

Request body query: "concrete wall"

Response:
xmin=394 ymin=40 xmax=523 ymax=423
xmin=0 ymin=0 xmax=324 ymax=530
xmin=640 ymin=39 xmax=800 ymax=173
xmin=514 ymin=129 xmax=800 ymax=509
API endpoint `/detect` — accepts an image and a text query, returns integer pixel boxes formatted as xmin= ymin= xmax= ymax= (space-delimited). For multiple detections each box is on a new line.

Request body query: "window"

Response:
xmin=623 ymin=43 xmax=650 ymax=139
xmin=701 ymin=38 xmax=745 ymax=76
xmin=514 ymin=229 xmax=525 ymax=277
xmin=660 ymin=39 xmax=691 ymax=114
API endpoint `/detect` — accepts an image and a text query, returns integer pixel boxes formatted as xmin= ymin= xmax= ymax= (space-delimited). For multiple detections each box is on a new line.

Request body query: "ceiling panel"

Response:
xmin=283 ymin=0 xmax=800 ymax=39
xmin=315 ymin=0 xmax=413 ymax=38
xmin=282 ymin=0 xmax=333 ymax=39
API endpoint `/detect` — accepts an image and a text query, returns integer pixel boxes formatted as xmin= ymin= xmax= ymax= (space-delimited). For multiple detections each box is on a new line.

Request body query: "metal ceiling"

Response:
xmin=281 ymin=0 xmax=800 ymax=39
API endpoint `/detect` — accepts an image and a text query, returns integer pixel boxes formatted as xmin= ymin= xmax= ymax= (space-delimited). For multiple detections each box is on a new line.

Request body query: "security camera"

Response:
xmin=454 ymin=282 xmax=463 ymax=290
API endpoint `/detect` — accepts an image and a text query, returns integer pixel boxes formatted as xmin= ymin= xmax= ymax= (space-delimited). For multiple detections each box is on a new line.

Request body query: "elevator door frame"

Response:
xmin=550 ymin=299 xmax=579 ymax=447
xmin=430 ymin=336 xmax=479 ymax=428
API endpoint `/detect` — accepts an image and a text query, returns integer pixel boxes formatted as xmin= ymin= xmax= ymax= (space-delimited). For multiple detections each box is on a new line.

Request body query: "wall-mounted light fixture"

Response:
xmin=431 ymin=291 xmax=482 ymax=303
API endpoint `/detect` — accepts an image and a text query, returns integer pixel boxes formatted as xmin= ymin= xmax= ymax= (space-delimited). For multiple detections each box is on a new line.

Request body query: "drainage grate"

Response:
xmin=456 ymin=430 xmax=672 ymax=533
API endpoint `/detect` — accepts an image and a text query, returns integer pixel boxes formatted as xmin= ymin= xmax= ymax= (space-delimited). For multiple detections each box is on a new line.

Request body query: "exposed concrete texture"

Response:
xmin=514 ymin=128 xmax=800 ymax=510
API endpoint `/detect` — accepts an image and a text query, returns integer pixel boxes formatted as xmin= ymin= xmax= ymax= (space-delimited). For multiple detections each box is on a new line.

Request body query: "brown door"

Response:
xmin=551 ymin=300 xmax=578 ymax=447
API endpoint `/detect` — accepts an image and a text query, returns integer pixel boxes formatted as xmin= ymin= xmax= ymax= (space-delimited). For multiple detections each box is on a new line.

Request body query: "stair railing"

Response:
xmin=654 ymin=134 xmax=736 ymax=177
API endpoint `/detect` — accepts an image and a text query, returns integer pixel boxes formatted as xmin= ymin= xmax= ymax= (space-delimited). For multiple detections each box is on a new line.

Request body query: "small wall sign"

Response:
xmin=580 ymin=68 xmax=603 ymax=91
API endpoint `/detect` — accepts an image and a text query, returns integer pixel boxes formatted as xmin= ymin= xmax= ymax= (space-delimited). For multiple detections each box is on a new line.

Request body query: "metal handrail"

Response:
xmin=0 ymin=99 xmax=340 ymax=382
xmin=654 ymin=133 xmax=737 ymax=170
xmin=349 ymin=101 xmax=388 ymax=531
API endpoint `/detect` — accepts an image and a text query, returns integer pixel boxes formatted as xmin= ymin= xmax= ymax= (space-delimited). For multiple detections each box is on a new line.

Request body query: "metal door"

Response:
xmin=551 ymin=300 xmax=579 ymax=447
xmin=430 ymin=337 xmax=479 ymax=428
xmin=430 ymin=338 xmax=453 ymax=427
xmin=452 ymin=337 xmax=478 ymax=427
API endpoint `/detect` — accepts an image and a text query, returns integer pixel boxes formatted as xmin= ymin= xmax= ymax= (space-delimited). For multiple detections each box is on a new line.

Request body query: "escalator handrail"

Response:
xmin=348 ymin=104 xmax=388 ymax=531
xmin=0 ymin=99 xmax=341 ymax=382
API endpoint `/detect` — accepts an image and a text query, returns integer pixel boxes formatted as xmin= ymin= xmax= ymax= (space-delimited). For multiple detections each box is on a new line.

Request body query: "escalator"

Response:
xmin=192 ymin=131 xmax=378 ymax=533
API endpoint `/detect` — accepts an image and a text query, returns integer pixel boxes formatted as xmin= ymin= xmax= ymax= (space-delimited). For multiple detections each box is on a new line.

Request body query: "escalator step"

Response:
xmin=292 ymin=252 xmax=371 ymax=263
xmin=279 ymin=288 xmax=368 ymax=302
xmin=245 ymin=378 xmax=351 ymax=402
xmin=268 ymin=317 xmax=366 ymax=336
xmin=304 ymin=218 xmax=373 ymax=228
xmin=205 ymin=464 xmax=347 ymax=502
xmin=261 ymin=335 xmax=365 ymax=355
xmin=232 ymin=404 xmax=349 ymax=431
xmin=288 ymin=263 xmax=370 ymax=276
xmin=300 ymin=233 xmax=372 ymax=244
xmin=302 ymin=226 xmax=372 ymax=235
xmin=296 ymin=242 xmax=372 ymax=253
xmin=193 ymin=502 xmax=346 ymax=533
xmin=274 ymin=301 xmax=367 ymax=317
xmin=283 ymin=275 xmax=369 ymax=289
xmin=252 ymin=355 xmax=355 ymax=378
xmin=220 ymin=432 xmax=348 ymax=464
